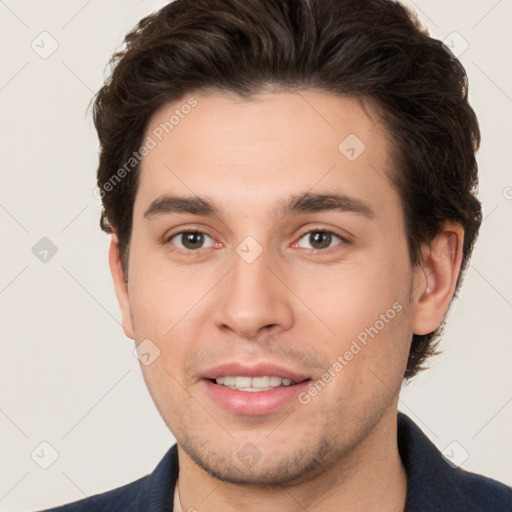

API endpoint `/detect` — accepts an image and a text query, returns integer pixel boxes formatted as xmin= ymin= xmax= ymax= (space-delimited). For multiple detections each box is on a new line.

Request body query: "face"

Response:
xmin=112 ymin=90 xmax=434 ymax=485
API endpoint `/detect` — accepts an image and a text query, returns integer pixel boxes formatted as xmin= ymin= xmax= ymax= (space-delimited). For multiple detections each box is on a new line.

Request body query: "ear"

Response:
xmin=109 ymin=234 xmax=135 ymax=340
xmin=412 ymin=222 xmax=465 ymax=335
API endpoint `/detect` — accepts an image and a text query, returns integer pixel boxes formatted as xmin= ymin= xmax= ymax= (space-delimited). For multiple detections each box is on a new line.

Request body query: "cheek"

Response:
xmin=295 ymin=253 xmax=409 ymax=334
xmin=295 ymin=249 xmax=412 ymax=386
xmin=128 ymin=251 xmax=215 ymax=339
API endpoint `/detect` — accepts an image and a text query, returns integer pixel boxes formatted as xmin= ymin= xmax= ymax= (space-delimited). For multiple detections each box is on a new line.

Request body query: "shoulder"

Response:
xmin=37 ymin=476 xmax=149 ymax=512
xmin=398 ymin=413 xmax=512 ymax=511
xmin=452 ymin=468 xmax=512 ymax=511
xmin=33 ymin=445 xmax=178 ymax=512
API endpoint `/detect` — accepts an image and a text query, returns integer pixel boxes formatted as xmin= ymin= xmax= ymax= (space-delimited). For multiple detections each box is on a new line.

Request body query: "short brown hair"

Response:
xmin=92 ymin=0 xmax=482 ymax=379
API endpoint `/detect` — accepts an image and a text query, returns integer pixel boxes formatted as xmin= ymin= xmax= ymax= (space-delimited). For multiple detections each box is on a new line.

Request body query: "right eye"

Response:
xmin=166 ymin=231 xmax=217 ymax=252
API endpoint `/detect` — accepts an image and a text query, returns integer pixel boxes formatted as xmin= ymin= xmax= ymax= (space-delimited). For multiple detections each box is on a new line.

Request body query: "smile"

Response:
xmin=214 ymin=376 xmax=297 ymax=391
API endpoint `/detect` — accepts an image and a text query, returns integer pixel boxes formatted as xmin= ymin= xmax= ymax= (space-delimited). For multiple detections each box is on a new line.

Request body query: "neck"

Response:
xmin=174 ymin=408 xmax=407 ymax=512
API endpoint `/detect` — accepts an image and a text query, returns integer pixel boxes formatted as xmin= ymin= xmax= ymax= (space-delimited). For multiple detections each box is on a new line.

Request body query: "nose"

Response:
xmin=213 ymin=245 xmax=294 ymax=340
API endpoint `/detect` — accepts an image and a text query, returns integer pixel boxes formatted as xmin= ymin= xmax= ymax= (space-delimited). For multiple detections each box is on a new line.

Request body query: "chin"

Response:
xmin=179 ymin=432 xmax=335 ymax=487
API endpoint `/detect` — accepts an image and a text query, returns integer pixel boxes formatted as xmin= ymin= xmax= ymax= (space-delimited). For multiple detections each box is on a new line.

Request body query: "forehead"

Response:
xmin=135 ymin=90 xmax=397 ymax=219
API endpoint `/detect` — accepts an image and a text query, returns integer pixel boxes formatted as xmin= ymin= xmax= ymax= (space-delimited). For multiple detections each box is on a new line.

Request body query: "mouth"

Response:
xmin=199 ymin=363 xmax=312 ymax=415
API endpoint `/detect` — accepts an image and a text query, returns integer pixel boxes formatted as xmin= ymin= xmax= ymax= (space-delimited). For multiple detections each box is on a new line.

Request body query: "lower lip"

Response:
xmin=201 ymin=379 xmax=311 ymax=415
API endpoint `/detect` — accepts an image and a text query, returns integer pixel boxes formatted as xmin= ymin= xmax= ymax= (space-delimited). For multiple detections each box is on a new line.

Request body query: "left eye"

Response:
xmin=295 ymin=230 xmax=345 ymax=250
xmin=168 ymin=231 xmax=216 ymax=251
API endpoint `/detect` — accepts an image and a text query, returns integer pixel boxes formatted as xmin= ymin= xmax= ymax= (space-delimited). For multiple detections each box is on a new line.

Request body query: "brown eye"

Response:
xmin=310 ymin=232 xmax=332 ymax=249
xmin=296 ymin=230 xmax=346 ymax=250
xmin=168 ymin=231 xmax=214 ymax=251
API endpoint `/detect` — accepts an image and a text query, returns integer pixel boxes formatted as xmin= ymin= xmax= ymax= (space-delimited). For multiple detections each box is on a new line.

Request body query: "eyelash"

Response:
xmin=164 ymin=227 xmax=350 ymax=255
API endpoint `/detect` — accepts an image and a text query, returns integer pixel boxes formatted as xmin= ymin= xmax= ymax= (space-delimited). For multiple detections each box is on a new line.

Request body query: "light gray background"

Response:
xmin=1 ymin=0 xmax=511 ymax=510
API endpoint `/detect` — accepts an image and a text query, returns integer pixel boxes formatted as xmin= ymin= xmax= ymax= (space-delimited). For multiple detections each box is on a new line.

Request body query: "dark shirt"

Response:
xmin=38 ymin=413 xmax=512 ymax=511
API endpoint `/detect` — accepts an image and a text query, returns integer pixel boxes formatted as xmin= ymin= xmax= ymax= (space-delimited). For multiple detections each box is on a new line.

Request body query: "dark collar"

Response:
xmin=397 ymin=412 xmax=511 ymax=511
xmin=135 ymin=413 xmax=512 ymax=511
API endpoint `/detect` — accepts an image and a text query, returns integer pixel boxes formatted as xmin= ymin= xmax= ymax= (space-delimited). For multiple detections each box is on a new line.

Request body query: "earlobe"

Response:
xmin=108 ymin=235 xmax=135 ymax=340
xmin=412 ymin=222 xmax=464 ymax=335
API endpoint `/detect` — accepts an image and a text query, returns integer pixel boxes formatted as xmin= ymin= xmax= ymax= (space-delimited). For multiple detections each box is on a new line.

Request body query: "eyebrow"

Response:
xmin=143 ymin=192 xmax=375 ymax=221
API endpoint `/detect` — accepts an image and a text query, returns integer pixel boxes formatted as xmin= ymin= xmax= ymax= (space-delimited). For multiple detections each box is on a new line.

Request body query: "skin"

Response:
xmin=109 ymin=90 xmax=464 ymax=511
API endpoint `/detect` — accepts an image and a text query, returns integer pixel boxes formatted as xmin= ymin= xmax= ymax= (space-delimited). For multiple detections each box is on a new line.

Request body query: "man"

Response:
xmin=40 ymin=0 xmax=512 ymax=510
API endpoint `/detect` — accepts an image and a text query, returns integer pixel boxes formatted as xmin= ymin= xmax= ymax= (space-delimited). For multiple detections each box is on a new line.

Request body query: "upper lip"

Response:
xmin=199 ymin=362 xmax=310 ymax=383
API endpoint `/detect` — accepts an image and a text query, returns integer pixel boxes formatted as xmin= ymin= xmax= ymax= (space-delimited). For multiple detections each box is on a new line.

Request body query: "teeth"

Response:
xmin=214 ymin=376 xmax=297 ymax=391
xmin=252 ymin=376 xmax=269 ymax=387
xmin=269 ymin=376 xmax=281 ymax=387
